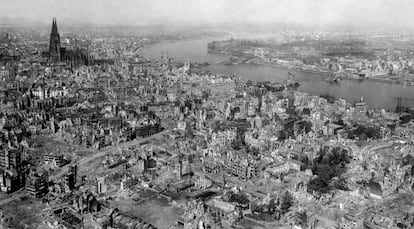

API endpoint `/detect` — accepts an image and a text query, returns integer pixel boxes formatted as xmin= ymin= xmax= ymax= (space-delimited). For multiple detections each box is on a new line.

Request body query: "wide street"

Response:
xmin=0 ymin=130 xmax=170 ymax=207
xmin=50 ymin=129 xmax=170 ymax=180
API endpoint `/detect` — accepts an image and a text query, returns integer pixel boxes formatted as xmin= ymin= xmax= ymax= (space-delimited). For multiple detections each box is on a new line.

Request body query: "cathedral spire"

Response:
xmin=51 ymin=17 xmax=58 ymax=35
xmin=49 ymin=17 xmax=61 ymax=62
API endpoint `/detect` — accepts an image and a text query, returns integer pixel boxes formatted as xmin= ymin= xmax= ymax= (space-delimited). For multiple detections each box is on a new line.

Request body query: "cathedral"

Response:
xmin=49 ymin=18 xmax=61 ymax=62
xmin=46 ymin=18 xmax=93 ymax=66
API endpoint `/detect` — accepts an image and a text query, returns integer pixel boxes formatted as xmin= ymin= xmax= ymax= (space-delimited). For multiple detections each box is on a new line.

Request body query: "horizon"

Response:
xmin=1 ymin=0 xmax=414 ymax=30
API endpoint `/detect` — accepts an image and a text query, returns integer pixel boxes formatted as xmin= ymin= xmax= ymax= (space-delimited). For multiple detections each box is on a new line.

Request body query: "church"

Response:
xmin=44 ymin=18 xmax=93 ymax=66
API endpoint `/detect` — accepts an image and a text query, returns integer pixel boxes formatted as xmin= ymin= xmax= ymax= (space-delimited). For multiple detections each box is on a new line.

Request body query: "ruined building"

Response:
xmin=46 ymin=18 xmax=93 ymax=66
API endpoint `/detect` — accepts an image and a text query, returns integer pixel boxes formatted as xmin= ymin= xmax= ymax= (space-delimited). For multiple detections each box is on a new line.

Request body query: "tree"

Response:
xmin=332 ymin=177 xmax=349 ymax=191
xmin=294 ymin=211 xmax=308 ymax=227
xmin=268 ymin=198 xmax=277 ymax=213
xmin=308 ymin=176 xmax=330 ymax=193
xmin=362 ymin=160 xmax=368 ymax=170
xmin=315 ymin=164 xmax=333 ymax=181
xmin=280 ymin=191 xmax=293 ymax=214
xmin=278 ymin=130 xmax=287 ymax=141
xmin=360 ymin=133 xmax=367 ymax=141
xmin=300 ymin=155 xmax=310 ymax=171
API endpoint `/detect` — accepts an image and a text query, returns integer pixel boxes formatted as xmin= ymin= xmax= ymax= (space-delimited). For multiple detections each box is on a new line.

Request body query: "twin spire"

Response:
xmin=51 ymin=17 xmax=59 ymax=34
xmin=49 ymin=17 xmax=61 ymax=62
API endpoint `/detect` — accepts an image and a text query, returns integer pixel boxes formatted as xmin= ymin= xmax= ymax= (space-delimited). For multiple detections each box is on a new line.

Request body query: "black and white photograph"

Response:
xmin=1 ymin=0 xmax=414 ymax=228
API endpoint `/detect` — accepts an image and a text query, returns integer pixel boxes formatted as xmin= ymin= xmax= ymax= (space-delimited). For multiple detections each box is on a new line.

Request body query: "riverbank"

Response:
xmin=142 ymin=35 xmax=230 ymax=61
xmin=216 ymin=54 xmax=414 ymax=87
xmin=142 ymin=37 xmax=414 ymax=110
xmin=248 ymin=59 xmax=331 ymax=76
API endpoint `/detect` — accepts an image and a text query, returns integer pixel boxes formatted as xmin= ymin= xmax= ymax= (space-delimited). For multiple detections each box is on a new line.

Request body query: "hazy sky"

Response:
xmin=1 ymin=0 xmax=414 ymax=27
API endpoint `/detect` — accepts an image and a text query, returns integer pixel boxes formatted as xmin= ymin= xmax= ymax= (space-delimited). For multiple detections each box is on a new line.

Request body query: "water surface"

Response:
xmin=142 ymin=37 xmax=414 ymax=110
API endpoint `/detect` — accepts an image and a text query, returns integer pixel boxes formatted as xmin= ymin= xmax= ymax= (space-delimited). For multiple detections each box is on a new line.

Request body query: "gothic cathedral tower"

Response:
xmin=49 ymin=18 xmax=61 ymax=62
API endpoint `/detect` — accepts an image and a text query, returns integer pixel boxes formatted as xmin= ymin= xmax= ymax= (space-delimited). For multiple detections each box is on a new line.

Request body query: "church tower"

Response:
xmin=49 ymin=17 xmax=61 ymax=62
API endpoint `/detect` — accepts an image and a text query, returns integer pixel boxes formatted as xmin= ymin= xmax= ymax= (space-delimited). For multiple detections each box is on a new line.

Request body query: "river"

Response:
xmin=142 ymin=37 xmax=414 ymax=111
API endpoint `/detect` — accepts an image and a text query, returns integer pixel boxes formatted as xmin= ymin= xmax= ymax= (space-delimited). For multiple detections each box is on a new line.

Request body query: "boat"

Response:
xmin=285 ymin=72 xmax=301 ymax=89
xmin=325 ymin=74 xmax=340 ymax=83
xmin=286 ymin=80 xmax=300 ymax=88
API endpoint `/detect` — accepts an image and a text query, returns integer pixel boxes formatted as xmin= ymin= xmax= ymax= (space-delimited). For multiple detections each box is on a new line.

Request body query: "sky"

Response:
xmin=1 ymin=0 xmax=414 ymax=28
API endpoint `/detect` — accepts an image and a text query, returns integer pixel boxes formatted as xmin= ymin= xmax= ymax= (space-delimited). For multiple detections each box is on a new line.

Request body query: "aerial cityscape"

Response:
xmin=2 ymin=0 xmax=414 ymax=228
